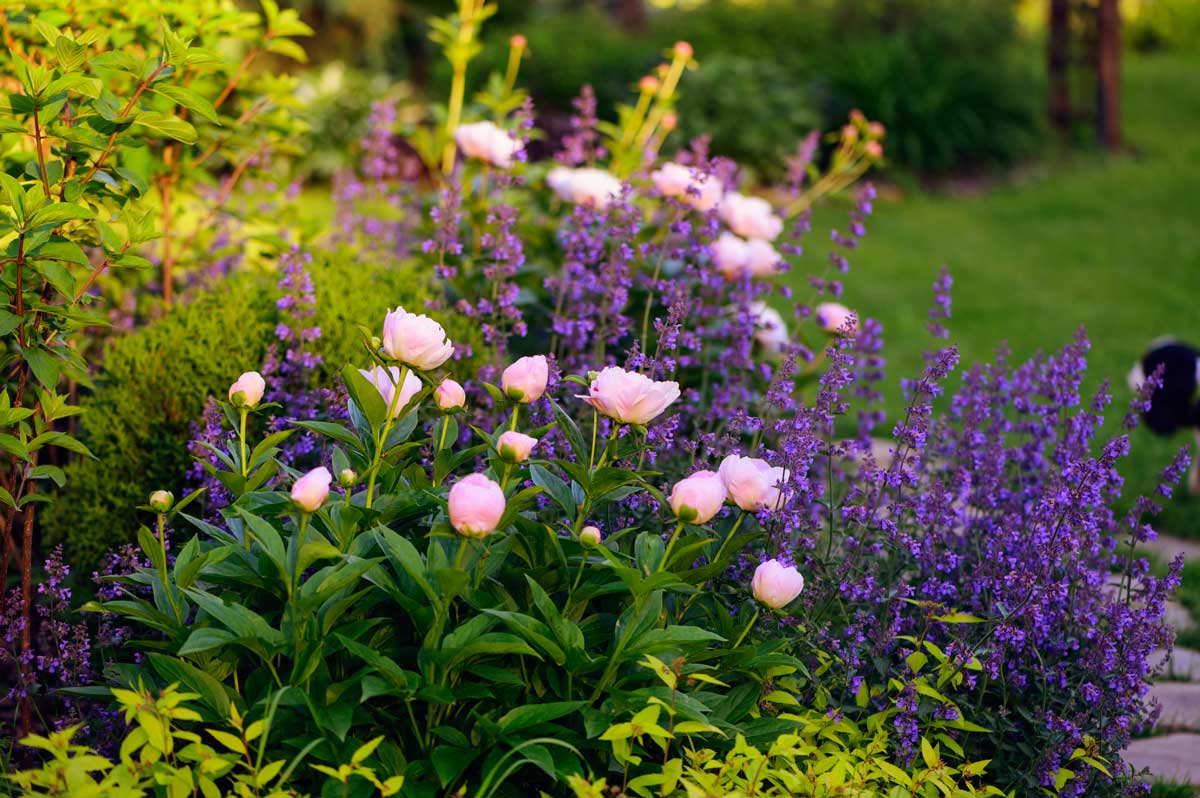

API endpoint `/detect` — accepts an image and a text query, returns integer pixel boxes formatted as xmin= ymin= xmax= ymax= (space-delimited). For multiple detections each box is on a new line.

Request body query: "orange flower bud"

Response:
xmin=674 ymin=41 xmax=693 ymax=59
xmin=510 ymin=34 xmax=527 ymax=50
xmin=661 ymin=112 xmax=677 ymax=131
xmin=639 ymin=75 xmax=661 ymax=94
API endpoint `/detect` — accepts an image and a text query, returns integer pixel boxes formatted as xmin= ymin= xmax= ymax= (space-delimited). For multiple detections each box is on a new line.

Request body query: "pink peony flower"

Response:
xmin=454 ymin=121 xmax=521 ymax=168
xmin=719 ymin=192 xmax=783 ymax=241
xmin=718 ymin=454 xmax=788 ymax=511
xmin=814 ymin=302 xmax=858 ymax=337
xmin=497 ymin=430 xmax=538 ymax=463
xmin=359 ymin=366 xmax=422 ymax=418
xmin=750 ymin=302 xmax=788 ymax=352
xmin=751 ymin=559 xmax=805 ymax=609
xmin=291 ymin=466 xmax=332 ymax=512
xmin=651 ymin=162 xmax=723 ymax=212
xmin=435 ymin=378 xmax=467 ymax=411
xmin=228 ymin=371 xmax=266 ymax=408
xmin=448 ymin=473 xmax=507 ymax=538
xmin=579 ymin=366 xmax=680 ymax=426
xmin=546 ymin=167 xmax=623 ymax=209
xmin=381 ymin=307 xmax=455 ymax=370
xmin=669 ymin=470 xmax=727 ymax=524
xmin=501 ymin=355 xmax=549 ymax=403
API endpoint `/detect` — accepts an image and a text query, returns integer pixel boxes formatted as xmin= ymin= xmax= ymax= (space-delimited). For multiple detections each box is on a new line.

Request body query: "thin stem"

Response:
xmin=733 ymin=608 xmax=760 ymax=649
xmin=658 ymin=521 xmax=686 ymax=573
xmin=364 ymin=365 xmax=409 ymax=508
xmin=238 ymin=407 xmax=250 ymax=478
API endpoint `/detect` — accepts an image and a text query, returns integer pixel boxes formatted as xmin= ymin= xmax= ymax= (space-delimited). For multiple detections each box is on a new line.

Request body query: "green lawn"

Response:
xmin=798 ymin=49 xmax=1200 ymax=536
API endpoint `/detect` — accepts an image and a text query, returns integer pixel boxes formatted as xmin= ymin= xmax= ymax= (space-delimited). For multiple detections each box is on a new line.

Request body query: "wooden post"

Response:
xmin=1096 ymin=0 xmax=1122 ymax=150
xmin=1047 ymin=0 xmax=1072 ymax=132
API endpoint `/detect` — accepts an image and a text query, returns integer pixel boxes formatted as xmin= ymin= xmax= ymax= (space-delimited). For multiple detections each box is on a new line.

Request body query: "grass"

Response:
xmin=793 ymin=49 xmax=1200 ymax=536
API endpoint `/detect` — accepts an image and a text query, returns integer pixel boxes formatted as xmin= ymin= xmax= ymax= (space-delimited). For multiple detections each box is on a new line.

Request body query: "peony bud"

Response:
xmin=580 ymin=525 xmax=603 ymax=545
xmin=865 ymin=140 xmax=884 ymax=159
xmin=291 ymin=466 xmax=332 ymax=512
xmin=497 ymin=430 xmax=538 ymax=463
xmin=381 ymin=307 xmax=455 ymax=371
xmin=661 ymin=112 xmax=677 ymax=131
xmin=751 ymin=559 xmax=805 ymax=609
xmin=674 ymin=40 xmax=693 ymax=59
xmin=501 ymin=355 xmax=549 ymax=403
xmin=718 ymin=454 xmax=788 ymax=512
xmin=579 ymin=366 xmax=680 ymax=426
xmin=639 ymin=75 xmax=661 ymax=94
xmin=148 ymin=490 xmax=174 ymax=513
xmin=435 ymin=378 xmax=467 ymax=412
xmin=229 ymin=371 xmax=265 ymax=408
xmin=814 ymin=302 xmax=858 ymax=337
xmin=510 ymin=33 xmax=527 ymax=50
xmin=448 ymin=474 xmax=506 ymax=538
xmin=669 ymin=470 xmax=727 ymax=524
xmin=338 ymin=468 xmax=358 ymax=488
xmin=360 ymin=366 xmax=423 ymax=418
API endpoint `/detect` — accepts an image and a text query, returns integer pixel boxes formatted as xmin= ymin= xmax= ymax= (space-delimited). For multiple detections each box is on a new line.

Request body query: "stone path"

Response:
xmin=1125 ymin=735 xmax=1200 ymax=784
xmin=1131 ymin=533 xmax=1200 ymax=783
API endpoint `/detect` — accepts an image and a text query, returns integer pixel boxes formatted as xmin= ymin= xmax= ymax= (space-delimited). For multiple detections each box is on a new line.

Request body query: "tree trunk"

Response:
xmin=1047 ymin=0 xmax=1072 ymax=132
xmin=1096 ymin=0 xmax=1122 ymax=150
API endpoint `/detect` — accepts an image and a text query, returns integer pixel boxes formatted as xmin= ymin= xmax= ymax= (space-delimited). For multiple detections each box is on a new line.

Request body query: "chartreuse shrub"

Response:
xmin=43 ymin=250 xmax=451 ymax=568
xmin=5 ymin=683 xmax=403 ymax=797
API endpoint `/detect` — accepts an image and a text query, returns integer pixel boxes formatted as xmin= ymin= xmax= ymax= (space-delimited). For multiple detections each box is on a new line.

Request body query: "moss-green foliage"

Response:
xmin=44 ymin=250 xmax=460 ymax=569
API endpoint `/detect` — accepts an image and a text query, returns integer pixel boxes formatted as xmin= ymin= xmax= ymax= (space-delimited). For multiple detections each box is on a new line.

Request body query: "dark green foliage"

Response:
xmin=472 ymin=0 xmax=1039 ymax=175
xmin=674 ymin=54 xmax=822 ymax=183
xmin=43 ymin=251 xmax=450 ymax=569
xmin=819 ymin=0 xmax=1042 ymax=174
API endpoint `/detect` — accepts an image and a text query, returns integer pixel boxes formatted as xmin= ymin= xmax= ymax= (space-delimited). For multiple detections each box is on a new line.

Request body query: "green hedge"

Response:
xmin=44 ymin=249 xmax=455 ymax=568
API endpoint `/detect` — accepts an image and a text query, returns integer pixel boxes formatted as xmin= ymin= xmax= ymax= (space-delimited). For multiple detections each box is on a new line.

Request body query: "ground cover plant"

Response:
xmin=0 ymin=1 xmax=1191 ymax=797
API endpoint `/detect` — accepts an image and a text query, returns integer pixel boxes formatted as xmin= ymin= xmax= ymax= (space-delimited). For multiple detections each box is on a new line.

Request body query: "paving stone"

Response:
xmin=1145 ymin=534 xmax=1200 ymax=564
xmin=1124 ymin=734 xmax=1200 ymax=784
xmin=1150 ymin=682 xmax=1200 ymax=731
xmin=1165 ymin=601 xmax=1196 ymax=632
xmin=1153 ymin=648 xmax=1200 ymax=681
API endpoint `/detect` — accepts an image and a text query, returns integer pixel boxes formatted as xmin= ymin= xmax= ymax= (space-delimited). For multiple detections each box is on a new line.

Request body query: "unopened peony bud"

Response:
xmin=661 ymin=112 xmax=677 ymax=131
xmin=501 ymin=355 xmax=549 ymax=403
xmin=751 ymin=559 xmax=805 ymax=609
xmin=639 ymin=75 xmax=661 ymax=94
xmin=435 ymin=378 xmax=467 ymax=411
xmin=669 ymin=470 xmax=726 ymax=524
xmin=510 ymin=34 xmax=527 ymax=50
xmin=448 ymin=474 xmax=506 ymax=538
xmin=865 ymin=141 xmax=884 ymax=159
xmin=292 ymin=467 xmax=332 ymax=512
xmin=497 ymin=430 xmax=538 ymax=463
xmin=338 ymin=468 xmax=358 ymax=488
xmin=229 ymin=371 xmax=265 ymax=408
xmin=674 ymin=41 xmax=693 ymax=59
xmin=149 ymin=490 xmax=174 ymax=513
xmin=580 ymin=525 xmax=603 ymax=545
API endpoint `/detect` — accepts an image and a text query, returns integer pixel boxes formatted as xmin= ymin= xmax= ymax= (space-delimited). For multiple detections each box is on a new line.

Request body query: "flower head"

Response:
xmin=669 ymin=470 xmax=727 ymax=524
xmin=652 ymin=162 xmax=723 ymax=212
xmin=719 ymin=192 xmax=783 ymax=241
xmin=751 ymin=559 xmax=805 ymax=609
xmin=814 ymin=302 xmax=858 ymax=337
xmin=718 ymin=454 xmax=788 ymax=511
xmin=448 ymin=474 xmax=506 ymax=538
xmin=229 ymin=371 xmax=266 ymax=408
xmin=497 ymin=430 xmax=538 ymax=463
xmin=579 ymin=366 xmax=680 ymax=426
xmin=454 ymin=121 xmax=521 ymax=168
xmin=501 ymin=355 xmax=549 ymax=403
xmin=291 ymin=467 xmax=332 ymax=512
xmin=381 ymin=307 xmax=454 ymax=370
xmin=360 ymin=366 xmax=422 ymax=418
xmin=435 ymin=378 xmax=467 ymax=411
